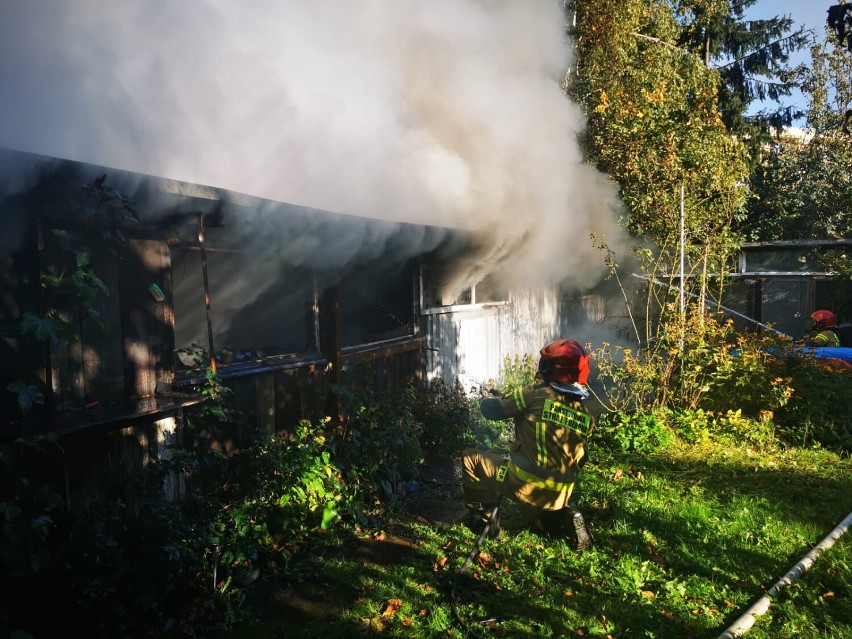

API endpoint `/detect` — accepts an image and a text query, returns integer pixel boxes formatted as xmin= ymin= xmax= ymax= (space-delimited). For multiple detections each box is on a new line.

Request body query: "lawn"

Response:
xmin=228 ymin=440 xmax=852 ymax=638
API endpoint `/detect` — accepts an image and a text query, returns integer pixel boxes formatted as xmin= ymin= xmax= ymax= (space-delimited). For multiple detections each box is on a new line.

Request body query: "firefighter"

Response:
xmin=461 ymin=338 xmax=594 ymax=548
xmin=806 ymin=310 xmax=852 ymax=347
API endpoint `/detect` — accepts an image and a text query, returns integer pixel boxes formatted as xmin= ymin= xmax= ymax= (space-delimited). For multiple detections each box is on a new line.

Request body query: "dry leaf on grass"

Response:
xmin=382 ymin=598 xmax=403 ymax=617
xmin=432 ymin=556 xmax=447 ymax=572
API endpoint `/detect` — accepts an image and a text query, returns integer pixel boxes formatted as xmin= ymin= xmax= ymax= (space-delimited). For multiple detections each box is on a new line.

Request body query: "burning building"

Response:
xmin=0 ymin=147 xmax=629 ymax=507
xmin=0 ymin=1 xmax=631 ymax=506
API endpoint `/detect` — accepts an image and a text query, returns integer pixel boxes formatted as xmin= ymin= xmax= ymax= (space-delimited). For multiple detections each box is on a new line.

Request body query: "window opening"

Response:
xmin=171 ymin=215 xmax=315 ymax=373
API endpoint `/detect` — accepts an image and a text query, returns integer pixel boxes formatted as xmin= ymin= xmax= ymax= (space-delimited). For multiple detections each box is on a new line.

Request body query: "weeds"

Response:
xmin=227 ymin=439 xmax=850 ymax=639
xmin=3 ymin=339 xmax=850 ymax=638
xmin=590 ymin=308 xmax=852 ymax=452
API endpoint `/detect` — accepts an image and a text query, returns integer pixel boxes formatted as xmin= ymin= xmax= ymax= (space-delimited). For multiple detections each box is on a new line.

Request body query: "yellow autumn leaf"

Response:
xmin=362 ymin=615 xmax=386 ymax=632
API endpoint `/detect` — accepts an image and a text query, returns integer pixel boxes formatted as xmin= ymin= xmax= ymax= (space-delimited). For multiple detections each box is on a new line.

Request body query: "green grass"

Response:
xmin=228 ymin=440 xmax=852 ymax=638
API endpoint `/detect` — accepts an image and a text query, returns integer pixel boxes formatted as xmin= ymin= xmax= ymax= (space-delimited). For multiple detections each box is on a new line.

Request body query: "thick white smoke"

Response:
xmin=0 ymin=0 xmax=628 ymax=290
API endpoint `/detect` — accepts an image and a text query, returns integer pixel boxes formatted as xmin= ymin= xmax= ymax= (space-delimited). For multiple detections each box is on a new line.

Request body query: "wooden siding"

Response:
xmin=423 ymin=287 xmax=619 ymax=388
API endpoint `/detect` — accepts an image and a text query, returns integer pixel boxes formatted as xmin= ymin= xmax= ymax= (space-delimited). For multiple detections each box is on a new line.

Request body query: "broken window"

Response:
xmin=170 ymin=214 xmax=316 ymax=371
xmin=337 ymin=258 xmax=416 ymax=347
xmin=420 ymin=258 xmax=508 ymax=309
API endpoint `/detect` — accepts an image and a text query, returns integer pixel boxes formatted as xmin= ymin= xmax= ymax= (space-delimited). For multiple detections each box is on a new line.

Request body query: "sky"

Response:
xmin=746 ymin=0 xmax=827 ymax=36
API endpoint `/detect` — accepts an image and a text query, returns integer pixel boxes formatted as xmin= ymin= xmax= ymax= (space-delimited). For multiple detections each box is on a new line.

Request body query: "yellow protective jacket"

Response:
xmin=490 ymin=383 xmax=593 ymax=511
xmin=811 ymin=329 xmax=842 ymax=347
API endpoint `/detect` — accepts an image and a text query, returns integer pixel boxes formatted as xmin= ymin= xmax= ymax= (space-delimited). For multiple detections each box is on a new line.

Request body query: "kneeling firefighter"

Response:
xmin=461 ymin=338 xmax=594 ymax=549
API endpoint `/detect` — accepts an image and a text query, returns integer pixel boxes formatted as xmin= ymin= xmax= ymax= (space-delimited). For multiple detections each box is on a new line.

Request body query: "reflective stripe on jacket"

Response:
xmin=813 ymin=329 xmax=841 ymax=347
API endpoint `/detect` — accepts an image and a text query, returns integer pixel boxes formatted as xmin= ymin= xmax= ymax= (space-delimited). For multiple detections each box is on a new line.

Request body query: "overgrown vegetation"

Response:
xmin=2 ymin=325 xmax=850 ymax=637
xmin=0 ymin=359 xmax=502 ymax=637
xmin=590 ymin=306 xmax=852 ymax=453
xmin=225 ymin=439 xmax=851 ymax=639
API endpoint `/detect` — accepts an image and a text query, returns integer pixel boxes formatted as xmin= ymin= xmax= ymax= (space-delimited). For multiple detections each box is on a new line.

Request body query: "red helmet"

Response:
xmin=538 ymin=338 xmax=589 ymax=385
xmin=811 ymin=310 xmax=837 ymax=330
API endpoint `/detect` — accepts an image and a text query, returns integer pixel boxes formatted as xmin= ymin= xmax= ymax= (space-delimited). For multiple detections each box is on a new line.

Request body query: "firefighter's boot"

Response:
xmin=464 ymin=502 xmax=502 ymax=538
xmin=569 ymin=509 xmax=593 ymax=551
xmin=539 ymin=508 xmax=593 ymax=550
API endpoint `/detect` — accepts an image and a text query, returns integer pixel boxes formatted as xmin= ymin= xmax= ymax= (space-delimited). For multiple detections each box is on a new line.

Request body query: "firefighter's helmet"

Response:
xmin=538 ymin=338 xmax=590 ymax=385
xmin=811 ymin=309 xmax=838 ymax=330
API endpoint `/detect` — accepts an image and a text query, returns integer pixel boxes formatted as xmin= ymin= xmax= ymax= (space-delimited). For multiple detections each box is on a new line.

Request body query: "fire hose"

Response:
xmin=450 ymin=496 xmax=515 ymax=634
xmin=450 ymin=496 xmax=551 ymax=637
xmin=715 ymin=510 xmax=852 ymax=639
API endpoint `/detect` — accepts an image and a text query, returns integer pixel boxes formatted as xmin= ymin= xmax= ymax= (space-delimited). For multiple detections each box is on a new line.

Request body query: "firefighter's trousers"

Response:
xmin=462 ymin=446 xmax=576 ymax=513
xmin=462 ymin=446 xmax=510 ymax=508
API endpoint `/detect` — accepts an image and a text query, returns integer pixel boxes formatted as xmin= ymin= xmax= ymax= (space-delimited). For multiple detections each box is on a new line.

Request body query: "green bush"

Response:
xmin=774 ymin=355 xmax=852 ymax=449
xmin=590 ymin=306 xmax=852 ymax=452
xmin=209 ymin=420 xmax=356 ymax=587
xmin=498 ymin=353 xmax=538 ymax=393
xmin=668 ymin=408 xmax=779 ymax=451
xmin=2 ymin=360 xmax=375 ymax=637
xmin=412 ymin=380 xmax=477 ymax=455
xmin=333 ymin=368 xmax=425 ymax=500
xmin=596 ymin=410 xmax=673 ymax=454
xmin=591 ymin=310 xmax=796 ymax=417
xmin=0 ymin=435 xmax=65 ymax=580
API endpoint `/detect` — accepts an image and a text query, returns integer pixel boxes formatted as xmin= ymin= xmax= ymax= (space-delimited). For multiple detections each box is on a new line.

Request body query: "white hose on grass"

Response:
xmin=715 ymin=510 xmax=852 ymax=639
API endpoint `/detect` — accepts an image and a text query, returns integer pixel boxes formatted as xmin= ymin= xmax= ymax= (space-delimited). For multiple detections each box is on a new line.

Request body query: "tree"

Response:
xmin=569 ymin=0 xmax=749 ymax=345
xmin=746 ymin=30 xmax=852 ymax=245
xmin=675 ymin=0 xmax=812 ymax=140
xmin=569 ymin=0 xmax=748 ymax=244
xmin=827 ymin=3 xmax=852 ymax=52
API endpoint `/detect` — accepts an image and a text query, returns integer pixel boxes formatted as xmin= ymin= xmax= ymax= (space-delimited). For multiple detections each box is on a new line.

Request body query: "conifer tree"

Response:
xmin=676 ymin=0 xmax=811 ymax=142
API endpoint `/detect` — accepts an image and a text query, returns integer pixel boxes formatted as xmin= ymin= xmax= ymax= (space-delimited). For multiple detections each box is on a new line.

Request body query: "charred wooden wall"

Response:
xmin=0 ymin=149 xmax=432 ymax=512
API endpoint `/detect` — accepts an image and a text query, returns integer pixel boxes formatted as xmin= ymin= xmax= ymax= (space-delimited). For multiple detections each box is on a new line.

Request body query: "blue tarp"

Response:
xmin=732 ymin=346 xmax=852 ymax=363
xmin=799 ymin=347 xmax=852 ymax=362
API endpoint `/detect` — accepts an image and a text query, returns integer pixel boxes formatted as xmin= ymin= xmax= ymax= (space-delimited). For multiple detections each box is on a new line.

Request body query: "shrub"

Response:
xmin=498 ymin=353 xmax=538 ymax=392
xmin=208 ymin=420 xmax=356 ymax=587
xmin=412 ymin=380 xmax=477 ymax=456
xmin=596 ymin=410 xmax=673 ymax=454
xmin=332 ymin=366 xmax=425 ymax=501
xmin=593 ymin=309 xmax=796 ymax=416
xmin=586 ymin=306 xmax=852 ymax=451
xmin=774 ymin=355 xmax=852 ymax=449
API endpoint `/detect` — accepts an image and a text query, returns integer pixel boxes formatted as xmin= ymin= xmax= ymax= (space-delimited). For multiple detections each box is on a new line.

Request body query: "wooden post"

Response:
xmin=35 ymin=217 xmax=57 ymax=431
xmin=197 ymin=214 xmax=216 ymax=373
xmin=319 ymin=284 xmax=341 ymax=424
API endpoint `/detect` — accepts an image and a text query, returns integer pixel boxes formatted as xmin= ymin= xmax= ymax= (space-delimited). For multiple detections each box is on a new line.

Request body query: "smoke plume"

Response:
xmin=0 ymin=0 xmax=628 ymax=290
